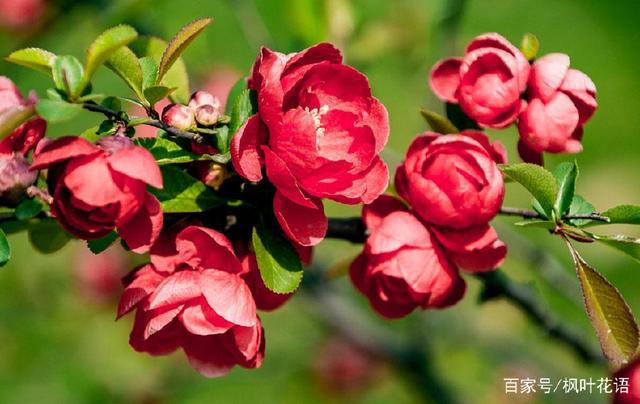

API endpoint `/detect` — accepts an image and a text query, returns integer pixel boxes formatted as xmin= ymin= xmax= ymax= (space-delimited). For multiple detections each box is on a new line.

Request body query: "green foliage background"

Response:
xmin=1 ymin=0 xmax=639 ymax=402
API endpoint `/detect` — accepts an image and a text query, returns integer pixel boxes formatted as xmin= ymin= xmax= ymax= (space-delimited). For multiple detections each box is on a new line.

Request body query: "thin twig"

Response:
xmin=326 ymin=217 xmax=605 ymax=365
xmin=82 ymin=102 xmax=204 ymax=143
xmin=499 ymin=206 xmax=611 ymax=223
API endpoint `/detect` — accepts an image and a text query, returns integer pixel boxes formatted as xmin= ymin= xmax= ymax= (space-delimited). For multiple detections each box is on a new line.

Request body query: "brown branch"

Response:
xmin=498 ymin=206 xmax=610 ymax=223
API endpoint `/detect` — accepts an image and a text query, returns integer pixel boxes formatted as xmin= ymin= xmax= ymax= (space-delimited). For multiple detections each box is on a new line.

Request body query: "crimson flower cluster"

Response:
xmin=351 ymin=131 xmax=506 ymax=318
xmin=430 ymin=33 xmax=597 ymax=163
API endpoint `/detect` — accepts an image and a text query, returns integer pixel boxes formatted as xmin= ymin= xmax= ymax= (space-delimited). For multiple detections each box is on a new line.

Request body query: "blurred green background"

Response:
xmin=1 ymin=0 xmax=639 ymax=402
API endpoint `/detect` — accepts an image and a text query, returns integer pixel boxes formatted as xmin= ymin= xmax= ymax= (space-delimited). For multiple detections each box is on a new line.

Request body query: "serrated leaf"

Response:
xmin=565 ymin=241 xmax=639 ymax=368
xmin=157 ymin=18 xmax=212 ymax=84
xmin=0 ymin=229 xmax=10 ymax=267
xmin=106 ymin=46 xmax=145 ymax=100
xmin=144 ymin=86 xmax=175 ymax=106
xmin=420 ymin=109 xmax=458 ymax=134
xmin=214 ymin=126 xmax=230 ymax=154
xmin=500 ymin=163 xmax=558 ymax=218
xmin=520 ymin=33 xmax=540 ymax=61
xmin=134 ymin=137 xmax=198 ymax=165
xmin=87 ymin=231 xmax=118 ymax=254
xmin=0 ymin=105 xmax=36 ymax=139
xmin=28 ymin=219 xmax=71 ymax=254
xmin=149 ymin=166 xmax=225 ymax=212
xmin=252 ymin=223 xmax=303 ymax=294
xmin=83 ymin=25 xmax=138 ymax=88
xmin=568 ymin=194 xmax=596 ymax=227
xmin=139 ymin=57 xmax=158 ymax=89
xmin=130 ymin=36 xmax=189 ymax=104
xmin=587 ymin=232 xmax=640 ymax=264
xmin=15 ymin=198 xmax=44 ymax=220
xmin=600 ymin=205 xmax=640 ymax=225
xmin=5 ymin=48 xmax=56 ymax=76
xmin=553 ymin=161 xmax=578 ymax=216
xmin=228 ymin=89 xmax=255 ymax=144
xmin=52 ymin=55 xmax=85 ymax=98
xmin=36 ymin=100 xmax=82 ymax=123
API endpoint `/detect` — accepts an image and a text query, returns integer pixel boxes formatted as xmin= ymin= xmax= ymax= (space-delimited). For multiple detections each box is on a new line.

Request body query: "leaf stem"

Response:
xmin=499 ymin=206 xmax=611 ymax=223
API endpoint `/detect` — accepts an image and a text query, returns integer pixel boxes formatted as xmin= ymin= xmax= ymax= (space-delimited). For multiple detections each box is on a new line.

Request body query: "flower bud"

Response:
xmin=0 ymin=152 xmax=37 ymax=204
xmin=188 ymin=90 xmax=220 ymax=111
xmin=161 ymin=104 xmax=195 ymax=131
xmin=195 ymin=104 xmax=220 ymax=126
xmin=192 ymin=161 xmax=227 ymax=190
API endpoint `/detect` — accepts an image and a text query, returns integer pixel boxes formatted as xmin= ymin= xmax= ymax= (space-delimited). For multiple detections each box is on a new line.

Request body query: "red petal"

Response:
xmin=180 ymin=301 xmax=234 ymax=335
xmin=147 ymin=270 xmax=202 ymax=310
xmin=200 ymin=269 xmax=257 ymax=327
xmin=63 ymin=154 xmax=124 ymax=206
xmin=118 ymin=193 xmax=163 ymax=254
xmin=263 ymin=146 xmax=317 ymax=209
xmin=31 ymin=136 xmax=100 ymax=170
xmin=144 ymin=305 xmax=184 ymax=339
xmin=230 ymin=114 xmax=267 ymax=182
xmin=108 ymin=145 xmax=163 ymax=188
xmin=273 ymin=191 xmax=327 ymax=247
xmin=367 ymin=211 xmax=432 ymax=254
xmin=362 ymin=194 xmax=407 ymax=232
xmin=529 ymin=53 xmax=570 ymax=103
xmin=117 ymin=264 xmax=164 ymax=319
xmin=429 ymin=57 xmax=463 ymax=102
xmin=174 ymin=226 xmax=242 ymax=274
xmin=181 ymin=334 xmax=236 ymax=377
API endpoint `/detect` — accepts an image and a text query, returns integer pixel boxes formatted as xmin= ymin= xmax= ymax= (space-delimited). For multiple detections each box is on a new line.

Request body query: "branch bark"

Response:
xmin=499 ymin=206 xmax=610 ymax=223
xmin=326 ymin=217 xmax=605 ymax=365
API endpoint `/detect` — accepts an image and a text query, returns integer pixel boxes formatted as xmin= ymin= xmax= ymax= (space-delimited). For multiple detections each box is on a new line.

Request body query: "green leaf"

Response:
xmin=500 ymin=163 xmax=558 ymax=218
xmin=588 ymin=233 xmax=640 ymax=264
xmin=225 ymin=77 xmax=247 ymax=114
xmin=0 ymin=229 xmax=10 ymax=267
xmin=553 ymin=161 xmax=578 ymax=216
xmin=52 ymin=55 xmax=85 ymax=98
xmin=157 ymin=18 xmax=212 ymax=84
xmin=214 ymin=126 xmax=230 ymax=154
xmin=567 ymin=194 xmax=596 ymax=227
xmin=144 ymin=86 xmax=175 ymax=106
xmin=520 ymin=33 xmax=540 ymax=61
xmin=228 ymin=89 xmax=255 ymax=143
xmin=87 ymin=231 xmax=118 ymax=254
xmin=139 ymin=57 xmax=158 ymax=89
xmin=445 ymin=103 xmax=480 ymax=131
xmin=600 ymin=205 xmax=640 ymax=225
xmin=134 ymin=137 xmax=198 ymax=165
xmin=130 ymin=36 xmax=190 ymax=104
xmin=565 ymin=241 xmax=640 ymax=368
xmin=150 ymin=166 xmax=225 ymax=212
xmin=0 ymin=105 xmax=36 ymax=139
xmin=36 ymin=100 xmax=82 ymax=123
xmin=5 ymin=48 xmax=56 ymax=76
xmin=83 ymin=25 xmax=138 ymax=88
xmin=252 ymin=223 xmax=303 ymax=294
xmin=28 ymin=219 xmax=71 ymax=254
xmin=106 ymin=46 xmax=145 ymax=100
xmin=420 ymin=109 xmax=458 ymax=134
xmin=15 ymin=198 xmax=44 ymax=220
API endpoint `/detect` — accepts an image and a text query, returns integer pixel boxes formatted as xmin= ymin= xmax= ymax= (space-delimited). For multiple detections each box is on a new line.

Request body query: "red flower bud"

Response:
xmin=161 ymin=104 xmax=195 ymax=130
xmin=188 ymin=90 xmax=221 ymax=111
xmin=195 ymin=104 xmax=220 ymax=126
xmin=613 ymin=357 xmax=640 ymax=403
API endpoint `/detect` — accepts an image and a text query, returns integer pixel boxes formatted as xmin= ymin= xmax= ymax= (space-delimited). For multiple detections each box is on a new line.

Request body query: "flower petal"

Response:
xmin=273 ymin=191 xmax=327 ymax=247
xmin=230 ymin=114 xmax=267 ymax=182
xmin=118 ymin=193 xmax=163 ymax=254
xmin=429 ymin=57 xmax=463 ymax=103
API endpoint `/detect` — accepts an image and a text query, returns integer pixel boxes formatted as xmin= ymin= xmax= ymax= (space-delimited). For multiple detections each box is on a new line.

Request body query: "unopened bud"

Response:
xmin=0 ymin=153 xmax=38 ymax=204
xmin=161 ymin=104 xmax=195 ymax=131
xmin=188 ymin=91 xmax=220 ymax=111
xmin=96 ymin=135 xmax=134 ymax=154
xmin=193 ymin=162 xmax=227 ymax=190
xmin=195 ymin=104 xmax=220 ymax=126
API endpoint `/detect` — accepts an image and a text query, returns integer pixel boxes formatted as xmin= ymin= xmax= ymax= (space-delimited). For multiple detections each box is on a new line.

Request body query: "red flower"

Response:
xmin=0 ymin=76 xmax=46 ymax=156
xmin=613 ymin=357 xmax=640 ymax=403
xmin=430 ymin=33 xmax=529 ymax=128
xmin=350 ymin=196 xmax=466 ymax=318
xmin=231 ymin=43 xmax=389 ymax=246
xmin=395 ymin=131 xmax=505 ymax=229
xmin=118 ymin=226 xmax=264 ymax=377
xmin=517 ymin=53 xmax=597 ymax=162
xmin=236 ymin=242 xmax=312 ymax=311
xmin=31 ymin=135 xmax=163 ymax=253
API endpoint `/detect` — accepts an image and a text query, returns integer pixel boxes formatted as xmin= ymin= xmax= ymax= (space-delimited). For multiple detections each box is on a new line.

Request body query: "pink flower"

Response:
xmin=350 ymin=196 xmax=466 ymax=318
xmin=517 ymin=53 xmax=597 ymax=162
xmin=430 ymin=33 xmax=529 ymax=128
xmin=395 ymin=131 xmax=506 ymax=229
xmin=0 ymin=76 xmax=46 ymax=156
xmin=31 ymin=135 xmax=163 ymax=253
xmin=231 ymin=43 xmax=389 ymax=246
xmin=613 ymin=357 xmax=640 ymax=403
xmin=73 ymin=244 xmax=128 ymax=303
xmin=118 ymin=226 xmax=264 ymax=378
xmin=0 ymin=0 xmax=46 ymax=31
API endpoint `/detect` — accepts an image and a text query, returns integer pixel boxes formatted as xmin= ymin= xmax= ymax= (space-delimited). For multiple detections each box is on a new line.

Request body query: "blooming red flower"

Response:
xmin=350 ymin=195 xmax=466 ymax=318
xmin=236 ymin=242 xmax=312 ymax=311
xmin=118 ymin=226 xmax=264 ymax=377
xmin=31 ymin=135 xmax=163 ymax=252
xmin=430 ymin=33 xmax=529 ymax=128
xmin=395 ymin=130 xmax=506 ymax=229
xmin=231 ymin=43 xmax=389 ymax=246
xmin=517 ymin=53 xmax=597 ymax=162
xmin=613 ymin=358 xmax=640 ymax=403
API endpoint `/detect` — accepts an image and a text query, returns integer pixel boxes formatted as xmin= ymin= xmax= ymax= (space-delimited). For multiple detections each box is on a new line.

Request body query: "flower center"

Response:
xmin=304 ymin=104 xmax=329 ymax=146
